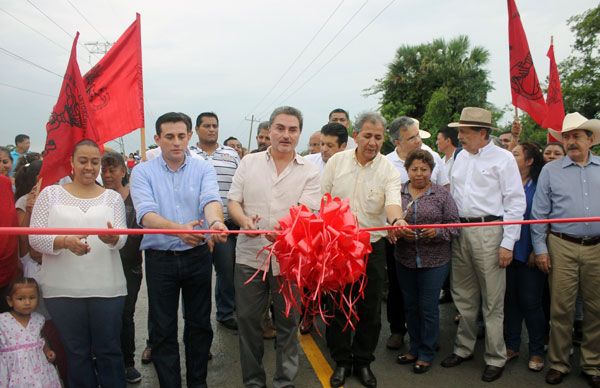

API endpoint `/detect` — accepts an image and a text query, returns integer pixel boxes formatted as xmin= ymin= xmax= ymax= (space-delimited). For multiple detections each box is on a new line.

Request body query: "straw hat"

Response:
xmin=412 ymin=118 xmax=431 ymax=139
xmin=548 ymin=112 xmax=600 ymax=146
xmin=448 ymin=107 xmax=496 ymax=130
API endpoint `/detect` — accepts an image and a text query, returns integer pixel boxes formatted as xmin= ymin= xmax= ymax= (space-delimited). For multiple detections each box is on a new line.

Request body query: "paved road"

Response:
xmin=132 ymin=272 xmax=588 ymax=388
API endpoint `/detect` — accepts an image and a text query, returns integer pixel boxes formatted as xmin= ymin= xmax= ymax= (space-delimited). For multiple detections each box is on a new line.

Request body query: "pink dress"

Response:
xmin=0 ymin=312 xmax=61 ymax=388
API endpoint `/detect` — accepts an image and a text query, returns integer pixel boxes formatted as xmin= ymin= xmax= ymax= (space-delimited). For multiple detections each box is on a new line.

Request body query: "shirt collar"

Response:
xmin=353 ymin=149 xmax=381 ymax=167
xmin=159 ymin=152 xmax=188 ymax=172
xmin=265 ymin=147 xmax=304 ymax=165
xmin=401 ymin=181 xmax=435 ymax=196
xmin=561 ymin=152 xmax=600 ymax=168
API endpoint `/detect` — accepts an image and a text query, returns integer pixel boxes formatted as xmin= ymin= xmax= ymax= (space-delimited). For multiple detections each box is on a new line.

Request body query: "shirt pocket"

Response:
xmin=364 ymin=188 xmax=385 ymax=215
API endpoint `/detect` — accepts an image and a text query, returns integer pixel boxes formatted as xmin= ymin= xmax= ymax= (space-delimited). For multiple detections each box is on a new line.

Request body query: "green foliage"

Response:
xmin=559 ymin=5 xmax=600 ymax=119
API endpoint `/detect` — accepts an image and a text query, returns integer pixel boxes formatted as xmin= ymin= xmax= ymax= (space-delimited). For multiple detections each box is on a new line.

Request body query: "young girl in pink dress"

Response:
xmin=0 ymin=277 xmax=60 ymax=388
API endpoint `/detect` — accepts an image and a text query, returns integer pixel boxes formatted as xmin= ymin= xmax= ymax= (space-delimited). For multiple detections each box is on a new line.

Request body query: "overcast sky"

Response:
xmin=0 ymin=0 xmax=596 ymax=153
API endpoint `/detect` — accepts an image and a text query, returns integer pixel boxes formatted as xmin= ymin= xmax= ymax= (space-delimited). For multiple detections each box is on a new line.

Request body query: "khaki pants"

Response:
xmin=451 ymin=226 xmax=507 ymax=367
xmin=548 ymin=234 xmax=600 ymax=376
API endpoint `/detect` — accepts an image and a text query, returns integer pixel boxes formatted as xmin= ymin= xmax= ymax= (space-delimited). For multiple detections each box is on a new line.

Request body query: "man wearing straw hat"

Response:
xmin=532 ymin=113 xmax=600 ymax=387
xmin=440 ymin=107 xmax=525 ymax=383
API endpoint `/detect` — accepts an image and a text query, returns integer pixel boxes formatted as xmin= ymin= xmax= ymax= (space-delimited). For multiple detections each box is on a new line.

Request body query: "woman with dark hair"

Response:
xmin=542 ymin=142 xmax=565 ymax=163
xmin=395 ymin=149 xmax=460 ymax=374
xmin=29 ymin=139 xmax=128 ymax=387
xmin=0 ymin=175 xmax=18 ymax=313
xmin=504 ymin=142 xmax=546 ymax=371
xmin=101 ymin=151 xmax=144 ymax=384
xmin=0 ymin=147 xmax=13 ymax=182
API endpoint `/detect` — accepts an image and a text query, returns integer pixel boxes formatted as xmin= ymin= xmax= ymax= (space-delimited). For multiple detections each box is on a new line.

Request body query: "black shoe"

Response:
xmin=482 ymin=365 xmax=504 ymax=382
xmin=141 ymin=345 xmax=152 ymax=364
xmin=330 ymin=365 xmax=351 ymax=388
xmin=354 ymin=365 xmax=377 ymax=388
xmin=546 ymin=368 xmax=566 ymax=384
xmin=581 ymin=372 xmax=600 ymax=388
xmin=396 ymin=354 xmax=417 ymax=365
xmin=413 ymin=363 xmax=431 ymax=374
xmin=441 ymin=353 xmax=474 ymax=368
xmin=218 ymin=318 xmax=238 ymax=330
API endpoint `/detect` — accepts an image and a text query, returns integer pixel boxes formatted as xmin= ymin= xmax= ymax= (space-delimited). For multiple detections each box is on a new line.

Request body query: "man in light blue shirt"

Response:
xmin=531 ymin=112 xmax=600 ymax=387
xmin=130 ymin=112 xmax=227 ymax=388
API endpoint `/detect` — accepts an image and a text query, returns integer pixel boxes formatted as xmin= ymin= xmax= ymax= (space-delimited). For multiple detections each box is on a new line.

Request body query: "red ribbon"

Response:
xmin=247 ymin=194 xmax=372 ymax=331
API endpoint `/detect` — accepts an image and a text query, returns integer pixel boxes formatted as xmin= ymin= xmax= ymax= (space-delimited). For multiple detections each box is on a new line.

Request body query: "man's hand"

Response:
xmin=498 ymin=247 xmax=513 ymax=268
xmin=389 ymin=219 xmax=408 ymax=240
xmin=176 ymin=220 xmax=205 ymax=247
xmin=265 ymin=224 xmax=281 ymax=243
xmin=535 ymin=253 xmax=551 ymax=273
xmin=209 ymin=221 xmax=228 ymax=244
xmin=240 ymin=214 xmax=261 ymax=238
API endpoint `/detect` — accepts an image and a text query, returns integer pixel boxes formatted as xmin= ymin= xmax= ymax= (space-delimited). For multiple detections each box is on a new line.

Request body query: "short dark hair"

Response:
xmin=224 ymin=136 xmax=239 ymax=146
xmin=405 ymin=149 xmax=435 ymax=172
xmin=499 ymin=130 xmax=512 ymax=136
xmin=195 ymin=112 xmax=219 ymax=128
xmin=328 ymin=108 xmax=349 ymax=120
xmin=155 ymin=112 xmax=192 ymax=135
xmin=72 ymin=139 xmax=100 ymax=155
xmin=15 ymin=134 xmax=29 ymax=145
xmin=13 ymin=152 xmax=41 ymax=178
xmin=257 ymin=121 xmax=270 ymax=132
xmin=269 ymin=106 xmax=303 ymax=131
xmin=438 ymin=126 xmax=459 ymax=147
xmin=543 ymin=141 xmax=565 ymax=154
xmin=320 ymin=123 xmax=348 ymax=146
xmin=14 ymin=159 xmax=42 ymax=200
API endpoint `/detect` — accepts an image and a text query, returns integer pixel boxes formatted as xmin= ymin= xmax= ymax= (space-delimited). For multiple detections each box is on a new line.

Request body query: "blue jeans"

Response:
xmin=45 ymin=296 xmax=126 ymax=388
xmin=396 ymin=261 xmax=450 ymax=363
xmin=213 ymin=234 xmax=236 ymax=321
xmin=145 ymin=246 xmax=213 ymax=388
xmin=504 ymin=260 xmax=547 ymax=357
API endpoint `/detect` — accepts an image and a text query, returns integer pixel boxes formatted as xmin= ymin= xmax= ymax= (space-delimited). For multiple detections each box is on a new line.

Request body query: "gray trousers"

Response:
xmin=451 ymin=226 xmax=507 ymax=367
xmin=235 ymin=263 xmax=299 ymax=388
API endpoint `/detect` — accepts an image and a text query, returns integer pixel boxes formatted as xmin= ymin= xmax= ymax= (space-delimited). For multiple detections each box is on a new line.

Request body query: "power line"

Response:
xmin=247 ymin=0 xmax=346 ymax=117
xmin=65 ymin=0 xmax=109 ymax=42
xmin=0 ymin=46 xmax=63 ymax=78
xmin=0 ymin=81 xmax=55 ymax=98
xmin=256 ymin=0 xmax=368 ymax=119
xmin=25 ymin=0 xmax=97 ymax=62
xmin=0 ymin=7 xmax=69 ymax=53
xmin=283 ymin=0 xmax=398 ymax=104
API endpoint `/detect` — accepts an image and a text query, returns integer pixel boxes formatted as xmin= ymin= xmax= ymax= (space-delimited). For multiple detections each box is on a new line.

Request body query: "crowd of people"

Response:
xmin=0 ymin=105 xmax=598 ymax=388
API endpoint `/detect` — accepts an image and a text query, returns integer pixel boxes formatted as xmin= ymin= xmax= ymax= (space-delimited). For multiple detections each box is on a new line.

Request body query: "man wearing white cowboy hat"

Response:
xmin=440 ymin=107 xmax=526 ymax=383
xmin=532 ymin=112 xmax=600 ymax=387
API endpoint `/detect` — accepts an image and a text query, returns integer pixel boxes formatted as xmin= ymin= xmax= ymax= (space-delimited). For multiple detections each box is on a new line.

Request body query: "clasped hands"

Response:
xmin=176 ymin=219 xmax=228 ymax=247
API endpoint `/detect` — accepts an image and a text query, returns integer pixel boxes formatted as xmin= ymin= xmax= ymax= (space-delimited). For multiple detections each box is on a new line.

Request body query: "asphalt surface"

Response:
xmin=131 ymin=271 xmax=588 ymax=388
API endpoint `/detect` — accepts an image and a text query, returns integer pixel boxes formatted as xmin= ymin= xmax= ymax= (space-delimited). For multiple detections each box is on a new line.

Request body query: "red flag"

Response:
xmin=84 ymin=13 xmax=144 ymax=144
xmin=39 ymin=33 xmax=98 ymax=189
xmin=542 ymin=41 xmax=565 ymax=142
xmin=508 ymin=0 xmax=547 ymax=126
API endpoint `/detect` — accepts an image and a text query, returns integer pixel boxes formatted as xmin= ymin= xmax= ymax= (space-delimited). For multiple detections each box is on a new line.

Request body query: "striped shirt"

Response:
xmin=190 ymin=144 xmax=239 ymax=219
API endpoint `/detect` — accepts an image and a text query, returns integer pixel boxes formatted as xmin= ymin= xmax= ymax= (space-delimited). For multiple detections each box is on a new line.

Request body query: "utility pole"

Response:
xmin=85 ymin=41 xmax=127 ymax=156
xmin=245 ymin=114 xmax=261 ymax=151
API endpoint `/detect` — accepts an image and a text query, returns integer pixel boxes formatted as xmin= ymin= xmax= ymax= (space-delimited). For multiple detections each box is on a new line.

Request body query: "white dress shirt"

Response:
xmin=450 ymin=141 xmax=526 ymax=250
xmin=385 ymin=146 xmax=449 ymax=186
xmin=304 ymin=152 xmax=326 ymax=173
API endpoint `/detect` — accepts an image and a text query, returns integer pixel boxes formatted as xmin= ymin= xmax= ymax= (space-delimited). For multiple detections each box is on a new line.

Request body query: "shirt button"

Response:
xmin=585 ymin=193 xmax=588 ymax=196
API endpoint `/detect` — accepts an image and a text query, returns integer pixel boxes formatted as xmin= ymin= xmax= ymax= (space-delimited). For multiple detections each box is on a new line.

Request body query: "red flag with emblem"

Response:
xmin=39 ymin=32 xmax=98 ymax=189
xmin=83 ymin=13 xmax=144 ymax=144
xmin=542 ymin=41 xmax=564 ymax=142
xmin=508 ymin=0 xmax=548 ymax=127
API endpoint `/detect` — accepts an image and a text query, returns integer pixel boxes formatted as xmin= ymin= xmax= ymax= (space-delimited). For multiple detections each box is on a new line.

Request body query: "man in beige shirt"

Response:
xmin=228 ymin=106 xmax=321 ymax=388
xmin=322 ymin=111 xmax=405 ymax=388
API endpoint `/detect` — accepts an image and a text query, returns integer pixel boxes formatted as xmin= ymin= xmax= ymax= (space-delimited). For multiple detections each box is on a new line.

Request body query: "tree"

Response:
xmin=368 ymin=35 xmax=495 ymax=145
xmin=559 ymin=5 xmax=600 ymax=119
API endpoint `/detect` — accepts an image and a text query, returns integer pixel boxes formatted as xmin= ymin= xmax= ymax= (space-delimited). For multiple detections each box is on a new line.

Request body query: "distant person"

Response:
xmin=303 ymin=123 xmax=348 ymax=173
xmin=0 ymin=147 xmax=13 ymax=182
xmin=436 ymin=126 xmax=461 ymax=180
xmin=307 ymin=131 xmax=321 ymax=154
xmin=329 ymin=108 xmax=356 ymax=149
xmin=0 ymin=174 xmax=18 ymax=313
xmin=498 ymin=130 xmax=513 ymax=149
xmin=542 ymin=142 xmax=565 ymax=163
xmin=224 ymin=136 xmax=244 ymax=159
xmin=252 ymin=121 xmax=271 ymax=152
xmin=10 ymin=134 xmax=31 ymax=177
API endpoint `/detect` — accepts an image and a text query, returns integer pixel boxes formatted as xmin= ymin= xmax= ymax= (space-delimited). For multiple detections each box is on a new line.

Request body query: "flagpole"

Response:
xmin=140 ymin=127 xmax=147 ymax=161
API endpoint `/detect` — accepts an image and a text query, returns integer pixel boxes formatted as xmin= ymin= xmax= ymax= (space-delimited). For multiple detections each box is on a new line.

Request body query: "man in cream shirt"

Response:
xmin=322 ymin=112 xmax=405 ymax=388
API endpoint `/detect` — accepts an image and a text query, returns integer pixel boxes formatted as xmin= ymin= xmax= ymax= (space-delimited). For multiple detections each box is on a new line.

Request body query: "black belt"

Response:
xmin=459 ymin=215 xmax=503 ymax=223
xmin=147 ymin=244 xmax=207 ymax=256
xmin=550 ymin=231 xmax=600 ymax=246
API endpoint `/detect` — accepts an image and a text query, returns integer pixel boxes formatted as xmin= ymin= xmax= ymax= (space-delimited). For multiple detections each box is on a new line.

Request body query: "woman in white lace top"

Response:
xmin=29 ymin=139 xmax=128 ymax=387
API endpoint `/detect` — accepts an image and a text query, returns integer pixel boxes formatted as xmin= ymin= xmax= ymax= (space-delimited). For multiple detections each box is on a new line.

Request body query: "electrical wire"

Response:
xmin=0 ymin=46 xmax=63 ymax=78
xmin=65 ymin=0 xmax=109 ymax=42
xmin=0 ymin=81 xmax=55 ymax=98
xmin=0 ymin=7 xmax=69 ymax=53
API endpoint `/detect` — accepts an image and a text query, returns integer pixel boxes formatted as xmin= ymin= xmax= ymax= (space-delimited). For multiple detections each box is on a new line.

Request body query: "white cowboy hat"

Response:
xmin=448 ymin=107 xmax=497 ymax=130
xmin=548 ymin=112 xmax=600 ymax=146
xmin=411 ymin=118 xmax=431 ymax=139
